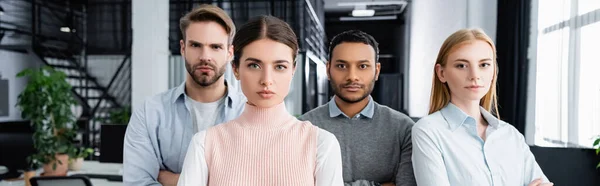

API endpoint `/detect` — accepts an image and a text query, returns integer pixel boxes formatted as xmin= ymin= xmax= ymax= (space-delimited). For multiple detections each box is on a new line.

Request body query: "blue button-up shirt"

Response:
xmin=328 ymin=96 xmax=375 ymax=119
xmin=412 ymin=103 xmax=549 ymax=186
xmin=123 ymin=81 xmax=245 ymax=186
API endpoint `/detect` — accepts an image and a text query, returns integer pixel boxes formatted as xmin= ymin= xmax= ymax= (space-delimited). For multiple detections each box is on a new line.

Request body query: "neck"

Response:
xmin=335 ymin=96 xmax=370 ymax=118
xmin=237 ymin=101 xmax=293 ymax=129
xmin=451 ymin=99 xmax=485 ymax=126
xmin=185 ymin=76 xmax=226 ymax=103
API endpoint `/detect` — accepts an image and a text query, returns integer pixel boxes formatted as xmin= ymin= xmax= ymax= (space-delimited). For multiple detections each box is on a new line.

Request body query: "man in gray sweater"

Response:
xmin=299 ymin=30 xmax=416 ymax=186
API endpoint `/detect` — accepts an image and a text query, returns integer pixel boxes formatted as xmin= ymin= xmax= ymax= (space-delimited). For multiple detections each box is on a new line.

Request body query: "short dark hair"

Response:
xmin=179 ymin=4 xmax=235 ymax=44
xmin=232 ymin=15 xmax=299 ymax=68
xmin=328 ymin=30 xmax=379 ymax=62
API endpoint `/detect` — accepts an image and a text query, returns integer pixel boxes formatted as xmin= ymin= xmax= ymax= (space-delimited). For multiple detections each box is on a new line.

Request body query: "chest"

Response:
xmin=321 ymin=120 xmax=402 ymax=181
xmin=205 ymin=125 xmax=318 ymax=186
xmin=439 ymin=129 xmax=526 ymax=186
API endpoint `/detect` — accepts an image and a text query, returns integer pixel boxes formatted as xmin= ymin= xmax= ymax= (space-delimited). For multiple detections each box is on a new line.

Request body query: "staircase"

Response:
xmin=0 ymin=0 xmax=131 ymax=156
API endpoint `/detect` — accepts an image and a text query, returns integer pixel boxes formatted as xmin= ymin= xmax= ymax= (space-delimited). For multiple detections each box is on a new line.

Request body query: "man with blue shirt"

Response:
xmin=123 ymin=5 xmax=245 ymax=186
xmin=299 ymin=30 xmax=416 ymax=186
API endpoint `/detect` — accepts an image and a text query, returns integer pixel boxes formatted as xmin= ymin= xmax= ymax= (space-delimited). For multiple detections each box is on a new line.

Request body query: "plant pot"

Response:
xmin=100 ymin=124 xmax=127 ymax=163
xmin=23 ymin=170 xmax=37 ymax=186
xmin=69 ymin=157 xmax=84 ymax=171
xmin=42 ymin=154 xmax=69 ymax=176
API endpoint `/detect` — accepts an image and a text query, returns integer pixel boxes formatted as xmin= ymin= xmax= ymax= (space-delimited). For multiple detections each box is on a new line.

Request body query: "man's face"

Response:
xmin=180 ymin=21 xmax=233 ymax=87
xmin=327 ymin=42 xmax=380 ymax=103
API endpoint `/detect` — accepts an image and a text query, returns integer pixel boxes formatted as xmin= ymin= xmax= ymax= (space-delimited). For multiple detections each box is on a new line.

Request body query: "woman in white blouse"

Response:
xmin=411 ymin=28 xmax=553 ymax=186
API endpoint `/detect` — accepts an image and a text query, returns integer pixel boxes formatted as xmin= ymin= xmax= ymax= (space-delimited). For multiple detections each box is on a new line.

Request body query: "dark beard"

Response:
xmin=329 ymin=78 xmax=375 ymax=104
xmin=185 ymin=60 xmax=226 ymax=87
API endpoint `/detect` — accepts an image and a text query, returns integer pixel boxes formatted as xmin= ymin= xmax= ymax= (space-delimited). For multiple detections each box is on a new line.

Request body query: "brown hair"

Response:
xmin=179 ymin=4 xmax=235 ymax=44
xmin=428 ymin=28 xmax=500 ymax=118
xmin=232 ymin=15 xmax=299 ymax=68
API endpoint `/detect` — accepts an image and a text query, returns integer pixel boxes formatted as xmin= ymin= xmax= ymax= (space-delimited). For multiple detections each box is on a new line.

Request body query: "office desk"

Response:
xmin=0 ymin=161 xmax=122 ymax=186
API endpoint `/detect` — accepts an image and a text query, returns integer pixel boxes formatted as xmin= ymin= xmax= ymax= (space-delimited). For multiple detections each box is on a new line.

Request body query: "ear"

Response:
xmin=374 ymin=62 xmax=381 ymax=81
xmin=228 ymin=44 xmax=234 ymax=61
xmin=435 ymin=64 xmax=446 ymax=83
xmin=179 ymin=39 xmax=185 ymax=56
xmin=232 ymin=63 xmax=240 ymax=80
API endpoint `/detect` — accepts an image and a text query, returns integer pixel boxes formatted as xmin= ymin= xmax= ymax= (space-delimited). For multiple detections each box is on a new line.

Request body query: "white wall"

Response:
xmin=131 ymin=0 xmax=170 ymax=110
xmin=0 ymin=0 xmax=41 ymax=122
xmin=408 ymin=0 xmax=497 ymax=117
xmin=0 ymin=51 xmax=41 ymax=122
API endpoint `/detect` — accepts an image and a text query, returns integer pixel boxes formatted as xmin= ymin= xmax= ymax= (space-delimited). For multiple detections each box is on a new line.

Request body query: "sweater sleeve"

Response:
xmin=315 ymin=128 xmax=344 ymax=186
xmin=177 ymin=131 xmax=209 ymax=186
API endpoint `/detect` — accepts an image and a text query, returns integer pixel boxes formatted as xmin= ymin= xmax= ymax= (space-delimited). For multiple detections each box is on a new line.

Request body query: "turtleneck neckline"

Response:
xmin=235 ymin=101 xmax=295 ymax=129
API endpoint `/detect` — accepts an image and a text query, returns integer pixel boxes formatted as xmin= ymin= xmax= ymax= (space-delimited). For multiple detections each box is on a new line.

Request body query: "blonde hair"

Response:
xmin=428 ymin=28 xmax=500 ymax=118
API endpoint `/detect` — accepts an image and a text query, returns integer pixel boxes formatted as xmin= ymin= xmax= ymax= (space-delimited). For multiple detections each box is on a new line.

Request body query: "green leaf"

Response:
xmin=597 ymin=147 xmax=600 ymax=155
xmin=597 ymin=162 xmax=600 ymax=169
xmin=594 ymin=138 xmax=600 ymax=147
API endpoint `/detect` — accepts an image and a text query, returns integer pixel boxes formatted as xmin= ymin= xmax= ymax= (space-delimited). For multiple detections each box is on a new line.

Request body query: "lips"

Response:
xmin=196 ymin=66 xmax=213 ymax=73
xmin=257 ymin=90 xmax=275 ymax=99
xmin=342 ymin=84 xmax=362 ymax=92
xmin=465 ymin=85 xmax=484 ymax=90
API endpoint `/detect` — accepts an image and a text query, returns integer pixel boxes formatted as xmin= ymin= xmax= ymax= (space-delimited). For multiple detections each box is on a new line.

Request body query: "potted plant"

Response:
xmin=16 ymin=66 xmax=78 ymax=176
xmin=68 ymin=147 xmax=94 ymax=171
xmin=99 ymin=106 xmax=131 ymax=163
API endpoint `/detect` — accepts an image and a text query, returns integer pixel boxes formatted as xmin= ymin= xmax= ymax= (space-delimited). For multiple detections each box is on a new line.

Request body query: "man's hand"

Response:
xmin=158 ymin=170 xmax=180 ymax=186
xmin=380 ymin=182 xmax=395 ymax=186
xmin=527 ymin=178 xmax=554 ymax=186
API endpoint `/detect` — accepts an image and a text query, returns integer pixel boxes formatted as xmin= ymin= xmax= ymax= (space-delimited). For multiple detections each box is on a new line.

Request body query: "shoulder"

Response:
xmin=191 ymin=130 xmax=208 ymax=147
xmin=299 ymin=104 xmax=329 ymax=121
xmin=374 ymin=103 xmax=415 ymax=128
xmin=316 ymin=127 xmax=340 ymax=148
xmin=412 ymin=111 xmax=446 ymax=132
xmin=140 ymin=86 xmax=181 ymax=111
xmin=497 ymin=120 xmax=526 ymax=141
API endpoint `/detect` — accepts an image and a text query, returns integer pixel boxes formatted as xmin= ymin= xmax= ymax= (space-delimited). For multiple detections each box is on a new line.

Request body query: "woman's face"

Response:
xmin=436 ymin=40 xmax=495 ymax=104
xmin=235 ymin=38 xmax=296 ymax=108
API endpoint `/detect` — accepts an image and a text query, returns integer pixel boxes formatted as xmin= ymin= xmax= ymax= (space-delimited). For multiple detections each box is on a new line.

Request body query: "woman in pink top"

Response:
xmin=177 ymin=15 xmax=344 ymax=186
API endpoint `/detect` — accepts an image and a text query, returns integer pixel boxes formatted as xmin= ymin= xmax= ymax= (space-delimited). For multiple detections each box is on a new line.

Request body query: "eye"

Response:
xmin=212 ymin=45 xmax=222 ymax=50
xmin=455 ymin=64 xmax=466 ymax=68
xmin=480 ymin=63 xmax=491 ymax=68
xmin=190 ymin=43 xmax=200 ymax=47
xmin=248 ymin=63 xmax=260 ymax=69
xmin=359 ymin=64 xmax=369 ymax=69
xmin=275 ymin=65 xmax=287 ymax=71
xmin=336 ymin=64 xmax=346 ymax=69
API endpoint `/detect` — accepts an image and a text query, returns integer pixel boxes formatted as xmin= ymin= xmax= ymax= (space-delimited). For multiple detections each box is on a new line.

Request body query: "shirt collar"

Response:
xmin=440 ymin=102 xmax=502 ymax=131
xmin=328 ymin=96 xmax=375 ymax=119
xmin=171 ymin=80 xmax=238 ymax=108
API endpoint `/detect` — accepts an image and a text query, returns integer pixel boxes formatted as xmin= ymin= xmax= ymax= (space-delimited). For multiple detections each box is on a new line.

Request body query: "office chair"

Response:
xmin=30 ymin=175 xmax=92 ymax=186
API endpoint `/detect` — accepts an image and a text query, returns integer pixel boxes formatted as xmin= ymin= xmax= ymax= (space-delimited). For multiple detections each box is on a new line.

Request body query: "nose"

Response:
xmin=198 ymin=47 xmax=212 ymax=62
xmin=346 ymin=66 xmax=359 ymax=82
xmin=260 ymin=68 xmax=273 ymax=87
xmin=468 ymin=66 xmax=481 ymax=81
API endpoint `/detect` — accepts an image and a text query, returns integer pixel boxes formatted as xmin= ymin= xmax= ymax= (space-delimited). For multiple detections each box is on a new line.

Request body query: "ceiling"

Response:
xmin=323 ymin=0 xmax=409 ymax=15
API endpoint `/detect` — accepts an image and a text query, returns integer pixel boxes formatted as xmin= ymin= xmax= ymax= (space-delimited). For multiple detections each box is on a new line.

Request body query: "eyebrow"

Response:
xmin=245 ymin=57 xmax=290 ymax=64
xmin=188 ymin=40 xmax=225 ymax=47
xmin=334 ymin=59 xmax=370 ymax=63
xmin=454 ymin=58 xmax=493 ymax=62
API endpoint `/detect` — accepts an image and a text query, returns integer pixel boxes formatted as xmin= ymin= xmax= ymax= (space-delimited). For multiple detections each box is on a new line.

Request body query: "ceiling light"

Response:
xmin=60 ymin=27 xmax=71 ymax=33
xmin=352 ymin=9 xmax=375 ymax=17
xmin=340 ymin=15 xmax=397 ymax=21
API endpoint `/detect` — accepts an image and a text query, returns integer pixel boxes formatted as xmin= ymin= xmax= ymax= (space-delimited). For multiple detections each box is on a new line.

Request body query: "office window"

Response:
xmin=530 ymin=0 xmax=600 ymax=148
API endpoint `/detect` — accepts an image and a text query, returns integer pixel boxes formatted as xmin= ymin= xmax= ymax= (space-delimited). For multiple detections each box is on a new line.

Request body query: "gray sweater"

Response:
xmin=300 ymin=102 xmax=416 ymax=186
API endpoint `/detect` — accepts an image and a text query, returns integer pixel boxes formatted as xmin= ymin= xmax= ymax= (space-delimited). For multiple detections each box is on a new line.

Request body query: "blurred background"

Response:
xmin=0 ymin=0 xmax=599 ymax=185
